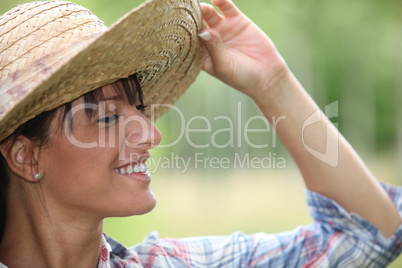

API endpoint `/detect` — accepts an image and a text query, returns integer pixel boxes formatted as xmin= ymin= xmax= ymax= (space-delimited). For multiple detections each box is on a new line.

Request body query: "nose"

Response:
xmin=122 ymin=110 xmax=162 ymax=150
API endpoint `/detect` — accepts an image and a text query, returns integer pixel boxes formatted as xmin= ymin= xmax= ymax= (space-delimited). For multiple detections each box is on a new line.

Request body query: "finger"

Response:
xmin=200 ymin=3 xmax=223 ymax=28
xmin=211 ymin=0 xmax=240 ymax=18
xmin=198 ymin=29 xmax=231 ymax=74
xmin=201 ymin=51 xmax=215 ymax=76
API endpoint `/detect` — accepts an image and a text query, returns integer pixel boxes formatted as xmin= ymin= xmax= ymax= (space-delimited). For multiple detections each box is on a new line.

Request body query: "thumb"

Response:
xmin=198 ymin=29 xmax=232 ymax=76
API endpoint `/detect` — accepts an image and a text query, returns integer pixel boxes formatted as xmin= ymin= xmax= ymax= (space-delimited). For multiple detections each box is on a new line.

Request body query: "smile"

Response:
xmin=114 ymin=163 xmax=148 ymax=175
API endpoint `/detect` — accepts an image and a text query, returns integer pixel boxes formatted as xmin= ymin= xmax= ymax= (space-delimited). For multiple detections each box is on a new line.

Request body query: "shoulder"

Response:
xmin=104 ymin=231 xmax=279 ymax=267
xmin=105 ymin=232 xmax=193 ymax=267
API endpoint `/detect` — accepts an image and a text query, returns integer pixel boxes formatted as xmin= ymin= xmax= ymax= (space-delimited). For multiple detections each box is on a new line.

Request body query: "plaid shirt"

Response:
xmin=98 ymin=182 xmax=402 ymax=268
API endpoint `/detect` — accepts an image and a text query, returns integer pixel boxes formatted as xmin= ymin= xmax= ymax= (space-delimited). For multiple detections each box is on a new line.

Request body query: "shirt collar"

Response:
xmin=98 ymin=234 xmax=113 ymax=268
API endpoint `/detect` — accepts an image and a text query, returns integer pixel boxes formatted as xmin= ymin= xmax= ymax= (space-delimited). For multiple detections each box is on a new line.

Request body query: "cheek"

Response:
xmin=41 ymin=134 xmax=117 ymax=194
xmin=44 ymin=148 xmax=85 ymax=188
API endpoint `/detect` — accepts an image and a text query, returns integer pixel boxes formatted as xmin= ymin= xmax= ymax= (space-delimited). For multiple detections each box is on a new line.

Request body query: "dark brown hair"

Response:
xmin=0 ymin=73 xmax=144 ymax=243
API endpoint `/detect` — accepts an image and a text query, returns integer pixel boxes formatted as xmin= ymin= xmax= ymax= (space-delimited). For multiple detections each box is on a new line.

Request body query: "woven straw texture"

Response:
xmin=0 ymin=0 xmax=203 ymax=143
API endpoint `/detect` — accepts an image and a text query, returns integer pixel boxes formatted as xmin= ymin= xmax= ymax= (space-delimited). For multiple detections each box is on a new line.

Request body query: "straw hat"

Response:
xmin=0 ymin=0 xmax=203 ymax=143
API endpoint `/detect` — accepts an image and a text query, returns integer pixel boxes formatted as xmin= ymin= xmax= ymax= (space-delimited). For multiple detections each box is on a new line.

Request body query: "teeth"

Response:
xmin=133 ymin=165 xmax=140 ymax=173
xmin=115 ymin=163 xmax=148 ymax=175
xmin=140 ymin=163 xmax=147 ymax=172
xmin=127 ymin=166 xmax=133 ymax=174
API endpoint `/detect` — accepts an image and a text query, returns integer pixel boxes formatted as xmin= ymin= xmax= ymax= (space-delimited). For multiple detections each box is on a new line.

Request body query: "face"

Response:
xmin=37 ymin=83 xmax=162 ymax=220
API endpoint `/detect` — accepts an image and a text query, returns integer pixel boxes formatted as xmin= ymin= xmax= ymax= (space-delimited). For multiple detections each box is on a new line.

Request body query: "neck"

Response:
xmin=0 ymin=185 xmax=104 ymax=267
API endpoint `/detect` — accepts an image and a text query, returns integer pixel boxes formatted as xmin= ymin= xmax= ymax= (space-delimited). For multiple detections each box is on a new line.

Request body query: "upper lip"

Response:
xmin=116 ymin=152 xmax=150 ymax=170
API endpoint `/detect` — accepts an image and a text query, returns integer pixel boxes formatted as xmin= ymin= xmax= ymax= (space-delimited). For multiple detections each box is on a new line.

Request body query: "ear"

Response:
xmin=0 ymin=136 xmax=40 ymax=182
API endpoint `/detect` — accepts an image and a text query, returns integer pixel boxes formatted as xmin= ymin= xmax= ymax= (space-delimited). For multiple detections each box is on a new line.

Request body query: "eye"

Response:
xmin=136 ymin=104 xmax=147 ymax=111
xmin=97 ymin=114 xmax=119 ymax=124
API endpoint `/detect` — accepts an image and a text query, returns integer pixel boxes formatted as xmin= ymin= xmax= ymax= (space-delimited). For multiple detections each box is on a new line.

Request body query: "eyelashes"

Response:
xmin=97 ymin=104 xmax=147 ymax=124
xmin=136 ymin=104 xmax=147 ymax=111
xmin=97 ymin=114 xmax=119 ymax=124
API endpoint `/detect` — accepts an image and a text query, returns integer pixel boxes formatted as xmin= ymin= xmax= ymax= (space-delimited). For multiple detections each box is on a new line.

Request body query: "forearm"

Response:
xmin=198 ymin=0 xmax=400 ymax=238
xmin=252 ymin=68 xmax=401 ymax=237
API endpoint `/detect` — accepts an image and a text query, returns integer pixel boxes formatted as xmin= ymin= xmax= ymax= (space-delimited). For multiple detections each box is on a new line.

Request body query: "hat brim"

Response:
xmin=0 ymin=0 xmax=204 ymax=142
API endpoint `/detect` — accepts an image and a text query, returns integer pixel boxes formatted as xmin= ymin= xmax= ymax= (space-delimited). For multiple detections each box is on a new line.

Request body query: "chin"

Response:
xmin=120 ymin=191 xmax=157 ymax=217
xmin=136 ymin=199 xmax=157 ymax=215
xmin=101 ymin=189 xmax=157 ymax=217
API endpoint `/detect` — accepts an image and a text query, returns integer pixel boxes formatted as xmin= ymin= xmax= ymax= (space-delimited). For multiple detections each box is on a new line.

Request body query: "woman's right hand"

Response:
xmin=199 ymin=0 xmax=289 ymax=100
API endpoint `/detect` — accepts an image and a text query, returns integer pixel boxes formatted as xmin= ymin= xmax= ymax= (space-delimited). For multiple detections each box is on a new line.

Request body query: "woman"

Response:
xmin=0 ymin=0 xmax=401 ymax=267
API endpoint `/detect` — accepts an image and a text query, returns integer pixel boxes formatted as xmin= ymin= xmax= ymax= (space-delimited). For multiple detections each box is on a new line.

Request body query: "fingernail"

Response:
xmin=198 ymin=31 xmax=212 ymax=41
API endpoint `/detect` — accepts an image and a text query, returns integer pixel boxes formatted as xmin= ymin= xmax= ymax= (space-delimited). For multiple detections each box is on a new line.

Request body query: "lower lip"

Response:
xmin=120 ymin=171 xmax=151 ymax=183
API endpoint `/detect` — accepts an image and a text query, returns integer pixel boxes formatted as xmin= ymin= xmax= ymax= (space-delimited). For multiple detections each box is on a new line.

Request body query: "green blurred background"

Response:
xmin=1 ymin=0 xmax=401 ymax=266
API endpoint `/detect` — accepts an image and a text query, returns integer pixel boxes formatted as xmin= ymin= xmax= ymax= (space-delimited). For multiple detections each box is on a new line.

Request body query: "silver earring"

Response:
xmin=33 ymin=173 xmax=41 ymax=181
